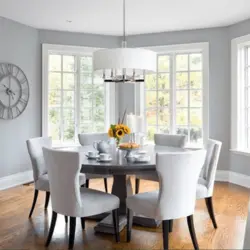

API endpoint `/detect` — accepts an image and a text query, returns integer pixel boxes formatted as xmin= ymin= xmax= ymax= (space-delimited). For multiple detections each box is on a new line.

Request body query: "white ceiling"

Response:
xmin=1 ymin=0 xmax=250 ymax=35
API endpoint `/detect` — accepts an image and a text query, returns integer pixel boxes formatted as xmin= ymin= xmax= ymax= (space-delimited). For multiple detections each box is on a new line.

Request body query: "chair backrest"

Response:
xmin=154 ymin=134 xmax=187 ymax=148
xmin=43 ymin=147 xmax=82 ymax=217
xmin=156 ymin=149 xmax=206 ymax=220
xmin=201 ymin=139 xmax=222 ymax=196
xmin=78 ymin=133 xmax=109 ymax=146
xmin=26 ymin=137 xmax=52 ymax=181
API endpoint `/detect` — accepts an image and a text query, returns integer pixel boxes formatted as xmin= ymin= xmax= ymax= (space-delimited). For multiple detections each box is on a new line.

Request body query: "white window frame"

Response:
xmin=139 ymin=42 xmax=209 ymax=147
xmin=231 ymin=34 xmax=250 ymax=155
xmin=42 ymin=44 xmax=116 ymax=146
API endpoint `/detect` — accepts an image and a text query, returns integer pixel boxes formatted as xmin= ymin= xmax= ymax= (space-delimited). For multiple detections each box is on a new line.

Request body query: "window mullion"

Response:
xmin=171 ymin=53 xmax=176 ymax=134
xmin=156 ymin=55 xmax=159 ymax=132
xmin=75 ymin=55 xmax=81 ymax=143
xmin=60 ymin=56 xmax=64 ymax=143
xmin=187 ymin=53 xmax=191 ymax=144
xmin=245 ymin=47 xmax=249 ymax=148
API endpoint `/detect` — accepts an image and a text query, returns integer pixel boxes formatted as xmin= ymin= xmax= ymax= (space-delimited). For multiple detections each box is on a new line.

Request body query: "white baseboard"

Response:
xmin=0 ymin=170 xmax=33 ymax=191
xmin=216 ymin=170 xmax=250 ymax=189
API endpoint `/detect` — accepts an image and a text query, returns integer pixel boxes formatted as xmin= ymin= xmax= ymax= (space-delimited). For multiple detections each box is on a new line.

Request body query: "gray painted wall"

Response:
xmin=0 ymin=17 xmax=41 ymax=178
xmin=228 ymin=19 xmax=250 ymax=176
xmin=123 ymin=28 xmax=231 ymax=171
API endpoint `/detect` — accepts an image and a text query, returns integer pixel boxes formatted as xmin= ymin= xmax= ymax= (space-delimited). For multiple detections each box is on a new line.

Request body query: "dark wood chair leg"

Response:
xmin=187 ymin=215 xmax=199 ymax=250
xmin=45 ymin=211 xmax=57 ymax=247
xmin=126 ymin=208 xmax=133 ymax=242
xmin=69 ymin=217 xmax=76 ymax=250
xmin=162 ymin=220 xmax=169 ymax=250
xmin=85 ymin=179 xmax=89 ymax=189
xmin=65 ymin=216 xmax=68 ymax=223
xmin=205 ymin=197 xmax=217 ymax=229
xmin=104 ymin=178 xmax=108 ymax=193
xmin=45 ymin=192 xmax=50 ymax=210
xmin=29 ymin=189 xmax=39 ymax=218
xmin=135 ymin=178 xmax=140 ymax=194
xmin=169 ymin=219 xmax=173 ymax=233
xmin=81 ymin=218 xmax=85 ymax=230
xmin=112 ymin=209 xmax=120 ymax=242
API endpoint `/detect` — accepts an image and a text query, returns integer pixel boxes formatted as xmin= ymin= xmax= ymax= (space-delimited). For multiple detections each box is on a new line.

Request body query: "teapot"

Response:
xmin=93 ymin=140 xmax=110 ymax=153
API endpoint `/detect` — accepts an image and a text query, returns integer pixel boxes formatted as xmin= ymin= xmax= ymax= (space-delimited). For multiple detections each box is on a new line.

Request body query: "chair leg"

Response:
xmin=45 ymin=211 xmax=57 ymax=247
xmin=112 ymin=209 xmax=120 ymax=242
xmin=85 ymin=179 xmax=89 ymax=189
xmin=187 ymin=215 xmax=199 ymax=250
xmin=205 ymin=197 xmax=217 ymax=229
xmin=104 ymin=178 xmax=108 ymax=193
xmin=135 ymin=178 xmax=140 ymax=194
xmin=69 ymin=217 xmax=76 ymax=250
xmin=45 ymin=192 xmax=50 ymax=210
xmin=65 ymin=216 xmax=68 ymax=223
xmin=29 ymin=189 xmax=39 ymax=218
xmin=162 ymin=220 xmax=169 ymax=250
xmin=169 ymin=219 xmax=173 ymax=233
xmin=126 ymin=208 xmax=133 ymax=242
xmin=81 ymin=218 xmax=85 ymax=230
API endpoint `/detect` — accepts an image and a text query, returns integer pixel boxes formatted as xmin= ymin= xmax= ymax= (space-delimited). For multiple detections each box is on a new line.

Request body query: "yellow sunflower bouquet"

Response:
xmin=108 ymin=110 xmax=131 ymax=146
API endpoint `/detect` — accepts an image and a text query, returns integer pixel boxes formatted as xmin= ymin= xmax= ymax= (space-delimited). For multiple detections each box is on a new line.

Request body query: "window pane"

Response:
xmin=80 ymin=123 xmax=92 ymax=133
xmin=81 ymin=90 xmax=92 ymax=108
xmin=49 ymin=90 xmax=61 ymax=107
xmin=145 ymin=74 xmax=156 ymax=89
xmin=158 ymin=127 xmax=169 ymax=134
xmin=94 ymin=74 xmax=103 ymax=85
xmin=48 ymin=108 xmax=61 ymax=141
xmin=190 ymin=108 xmax=202 ymax=126
xmin=80 ymin=57 xmax=92 ymax=72
xmin=158 ymin=91 xmax=170 ymax=108
xmin=247 ymin=48 xmax=250 ymax=66
xmin=158 ymin=55 xmax=169 ymax=72
xmin=80 ymin=74 xmax=92 ymax=88
xmin=176 ymin=54 xmax=188 ymax=71
xmin=146 ymin=91 xmax=157 ymax=108
xmin=176 ymin=109 xmax=188 ymax=125
xmin=63 ymin=73 xmax=75 ymax=90
xmin=158 ymin=108 xmax=170 ymax=126
xmin=158 ymin=74 xmax=170 ymax=89
xmin=63 ymin=56 xmax=75 ymax=72
xmin=176 ymin=73 xmax=188 ymax=89
xmin=63 ymin=109 xmax=75 ymax=142
xmin=147 ymin=126 xmax=156 ymax=141
xmin=176 ymin=91 xmax=188 ymax=107
xmin=190 ymin=72 xmax=202 ymax=89
xmin=190 ymin=90 xmax=202 ymax=107
xmin=247 ymin=87 xmax=250 ymax=107
xmin=190 ymin=127 xmax=202 ymax=144
xmin=93 ymin=108 xmax=105 ymax=123
xmin=49 ymin=73 xmax=61 ymax=89
xmin=93 ymin=87 xmax=104 ymax=107
xmin=189 ymin=54 xmax=202 ymax=70
xmin=146 ymin=109 xmax=157 ymax=125
xmin=49 ymin=55 xmax=61 ymax=71
xmin=63 ymin=91 xmax=74 ymax=107
xmin=176 ymin=126 xmax=188 ymax=137
xmin=80 ymin=108 xmax=92 ymax=122
xmin=95 ymin=123 xmax=105 ymax=132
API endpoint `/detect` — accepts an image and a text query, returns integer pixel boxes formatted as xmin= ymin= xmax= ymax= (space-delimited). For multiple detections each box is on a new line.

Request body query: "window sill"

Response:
xmin=230 ymin=149 xmax=250 ymax=157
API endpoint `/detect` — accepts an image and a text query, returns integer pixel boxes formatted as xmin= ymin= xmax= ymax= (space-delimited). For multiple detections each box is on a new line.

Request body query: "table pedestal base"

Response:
xmin=133 ymin=214 xmax=161 ymax=228
xmin=94 ymin=214 xmax=127 ymax=234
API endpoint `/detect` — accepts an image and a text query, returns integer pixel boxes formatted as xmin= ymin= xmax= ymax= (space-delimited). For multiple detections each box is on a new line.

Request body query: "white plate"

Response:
xmin=97 ymin=158 xmax=112 ymax=162
xmin=85 ymin=154 xmax=99 ymax=159
xmin=135 ymin=156 xmax=151 ymax=163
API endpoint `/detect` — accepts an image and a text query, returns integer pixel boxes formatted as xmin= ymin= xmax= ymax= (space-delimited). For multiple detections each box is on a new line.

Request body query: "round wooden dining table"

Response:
xmin=60 ymin=144 xmax=186 ymax=234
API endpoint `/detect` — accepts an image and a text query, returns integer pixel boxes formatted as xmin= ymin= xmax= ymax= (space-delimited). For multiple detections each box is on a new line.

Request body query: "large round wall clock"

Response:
xmin=0 ymin=63 xmax=29 ymax=120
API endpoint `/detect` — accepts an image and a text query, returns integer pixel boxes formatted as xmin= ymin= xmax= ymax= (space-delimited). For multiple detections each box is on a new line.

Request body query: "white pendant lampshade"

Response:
xmin=93 ymin=0 xmax=157 ymax=83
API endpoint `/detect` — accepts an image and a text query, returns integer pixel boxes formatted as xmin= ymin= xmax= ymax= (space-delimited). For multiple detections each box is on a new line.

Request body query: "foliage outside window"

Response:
xmin=145 ymin=53 xmax=203 ymax=146
xmin=48 ymin=54 xmax=106 ymax=145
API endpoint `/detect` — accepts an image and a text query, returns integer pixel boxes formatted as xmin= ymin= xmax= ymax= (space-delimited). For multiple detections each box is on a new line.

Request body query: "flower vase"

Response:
xmin=116 ymin=138 xmax=120 ymax=148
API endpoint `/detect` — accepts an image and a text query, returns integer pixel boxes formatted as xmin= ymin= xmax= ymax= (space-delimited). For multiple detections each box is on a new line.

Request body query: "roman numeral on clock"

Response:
xmin=0 ymin=105 xmax=5 ymax=119
xmin=19 ymin=98 xmax=27 ymax=106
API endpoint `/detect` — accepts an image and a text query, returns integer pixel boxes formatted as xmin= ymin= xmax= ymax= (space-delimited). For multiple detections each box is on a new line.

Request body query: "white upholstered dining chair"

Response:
xmin=78 ymin=133 xmax=111 ymax=192
xmin=135 ymin=133 xmax=187 ymax=194
xmin=196 ymin=139 xmax=222 ymax=229
xmin=26 ymin=137 xmax=86 ymax=218
xmin=43 ymin=148 xmax=120 ymax=249
xmin=126 ymin=150 xmax=206 ymax=250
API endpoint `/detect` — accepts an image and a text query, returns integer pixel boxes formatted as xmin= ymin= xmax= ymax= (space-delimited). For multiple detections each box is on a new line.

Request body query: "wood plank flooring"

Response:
xmin=0 ymin=178 xmax=249 ymax=249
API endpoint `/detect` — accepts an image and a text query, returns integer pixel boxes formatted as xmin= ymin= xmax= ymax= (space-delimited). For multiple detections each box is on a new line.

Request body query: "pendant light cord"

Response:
xmin=122 ymin=0 xmax=126 ymax=48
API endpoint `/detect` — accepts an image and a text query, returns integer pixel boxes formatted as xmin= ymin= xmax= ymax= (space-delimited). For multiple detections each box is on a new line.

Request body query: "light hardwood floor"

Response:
xmin=0 ymin=178 xmax=249 ymax=249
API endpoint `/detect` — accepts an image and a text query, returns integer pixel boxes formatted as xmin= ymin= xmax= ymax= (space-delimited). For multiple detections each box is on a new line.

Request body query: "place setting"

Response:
xmin=85 ymin=151 xmax=113 ymax=163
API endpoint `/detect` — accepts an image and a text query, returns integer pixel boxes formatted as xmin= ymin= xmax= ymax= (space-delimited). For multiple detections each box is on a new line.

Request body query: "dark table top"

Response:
xmin=59 ymin=144 xmax=187 ymax=175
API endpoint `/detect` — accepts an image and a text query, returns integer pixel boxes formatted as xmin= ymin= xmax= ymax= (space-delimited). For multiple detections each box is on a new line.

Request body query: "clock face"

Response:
xmin=0 ymin=63 xmax=29 ymax=120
